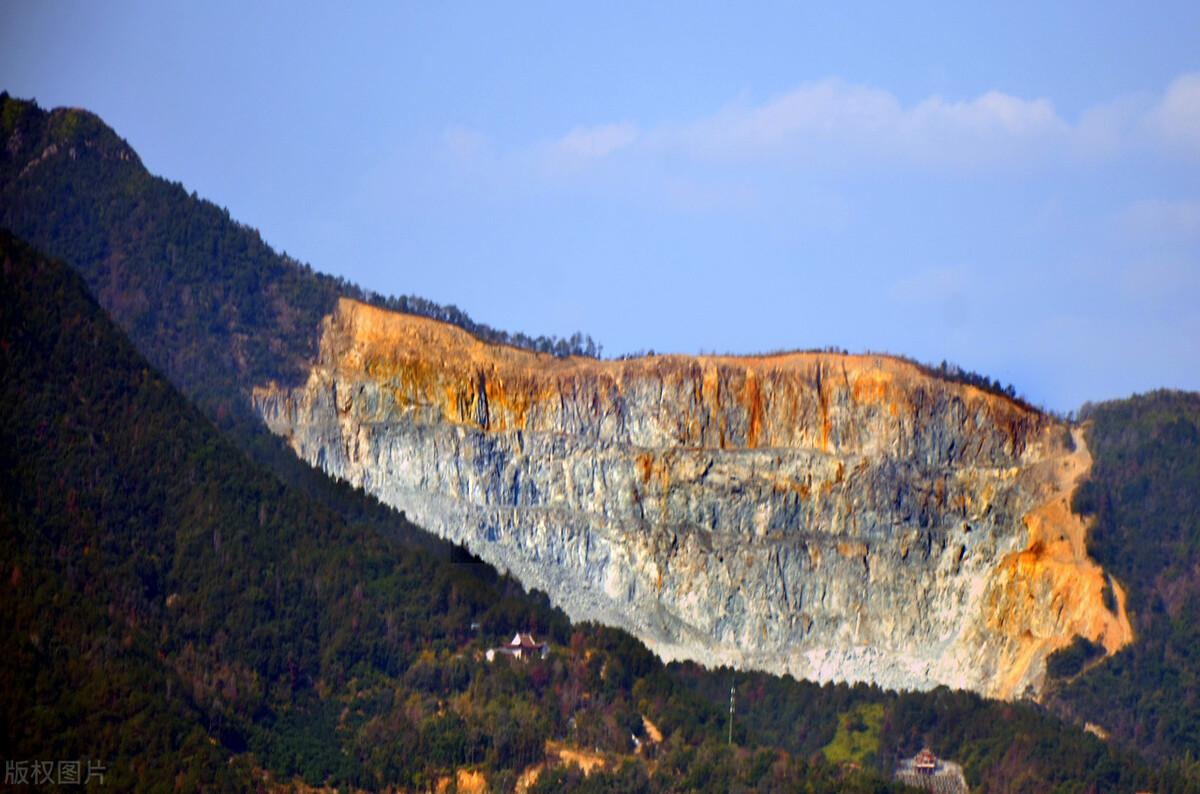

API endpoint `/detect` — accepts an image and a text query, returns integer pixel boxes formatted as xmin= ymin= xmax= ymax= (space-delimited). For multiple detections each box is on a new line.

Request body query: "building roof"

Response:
xmin=915 ymin=748 xmax=938 ymax=768
xmin=506 ymin=632 xmax=545 ymax=649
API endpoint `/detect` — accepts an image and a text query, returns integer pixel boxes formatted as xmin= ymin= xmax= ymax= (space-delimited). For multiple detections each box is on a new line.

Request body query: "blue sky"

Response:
xmin=3 ymin=2 xmax=1198 ymax=411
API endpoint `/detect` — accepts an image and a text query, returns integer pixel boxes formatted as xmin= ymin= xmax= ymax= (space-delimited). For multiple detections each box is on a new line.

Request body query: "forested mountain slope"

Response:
xmin=1044 ymin=391 xmax=1200 ymax=761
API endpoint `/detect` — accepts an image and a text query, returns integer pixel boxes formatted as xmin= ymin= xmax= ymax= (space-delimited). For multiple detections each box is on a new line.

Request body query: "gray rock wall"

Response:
xmin=253 ymin=299 xmax=1130 ymax=698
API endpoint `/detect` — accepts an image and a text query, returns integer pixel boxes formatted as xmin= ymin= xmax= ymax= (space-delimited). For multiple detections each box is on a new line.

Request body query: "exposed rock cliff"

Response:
xmin=254 ymin=299 xmax=1132 ymax=698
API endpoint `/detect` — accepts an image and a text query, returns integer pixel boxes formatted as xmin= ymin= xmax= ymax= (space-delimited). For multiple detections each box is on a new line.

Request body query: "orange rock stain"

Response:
xmin=744 ymin=371 xmax=764 ymax=448
xmin=984 ymin=427 xmax=1134 ymax=698
xmin=328 ymin=299 xmax=1041 ymax=459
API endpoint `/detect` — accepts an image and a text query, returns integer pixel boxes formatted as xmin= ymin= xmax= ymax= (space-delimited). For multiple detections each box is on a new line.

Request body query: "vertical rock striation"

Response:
xmin=253 ymin=299 xmax=1131 ymax=698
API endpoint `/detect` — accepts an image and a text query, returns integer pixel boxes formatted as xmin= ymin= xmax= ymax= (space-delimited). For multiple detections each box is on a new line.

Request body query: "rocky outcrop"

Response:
xmin=253 ymin=299 xmax=1132 ymax=698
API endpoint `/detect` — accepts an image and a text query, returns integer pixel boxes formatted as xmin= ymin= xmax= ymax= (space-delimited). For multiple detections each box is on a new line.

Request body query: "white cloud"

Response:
xmin=540 ymin=79 xmax=1071 ymax=170
xmin=893 ymin=91 xmax=1069 ymax=167
xmin=1147 ymin=74 xmax=1200 ymax=158
xmin=1074 ymin=94 xmax=1152 ymax=158
xmin=550 ymin=122 xmax=639 ymax=161
xmin=441 ymin=74 xmax=1200 ymax=214
xmin=672 ymin=81 xmax=902 ymax=156
xmin=531 ymin=73 xmax=1200 ymax=173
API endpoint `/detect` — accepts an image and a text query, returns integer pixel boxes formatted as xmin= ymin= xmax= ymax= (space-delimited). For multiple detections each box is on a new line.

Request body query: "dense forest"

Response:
xmin=3 ymin=89 xmax=1200 ymax=790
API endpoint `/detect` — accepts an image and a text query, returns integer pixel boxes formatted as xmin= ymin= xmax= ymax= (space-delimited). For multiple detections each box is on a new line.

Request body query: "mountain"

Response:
xmin=3 ymin=91 xmax=1199 ymax=787
xmin=3 ymin=226 xmax=1191 ymax=792
xmin=254 ymin=298 xmax=1129 ymax=699
xmin=7 ymin=93 xmax=1125 ymax=702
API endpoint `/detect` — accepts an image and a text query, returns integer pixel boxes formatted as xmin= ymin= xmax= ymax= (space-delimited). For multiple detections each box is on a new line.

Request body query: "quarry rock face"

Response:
xmin=254 ymin=299 xmax=1132 ymax=698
